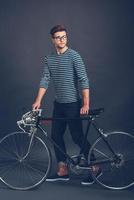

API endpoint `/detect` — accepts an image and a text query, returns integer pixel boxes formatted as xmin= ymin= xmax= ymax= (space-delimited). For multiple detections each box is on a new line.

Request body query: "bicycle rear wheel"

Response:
xmin=88 ymin=131 xmax=134 ymax=190
xmin=0 ymin=131 xmax=51 ymax=190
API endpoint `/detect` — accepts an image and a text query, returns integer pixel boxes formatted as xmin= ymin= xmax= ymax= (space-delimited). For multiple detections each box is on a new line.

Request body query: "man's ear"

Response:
xmin=51 ymin=37 xmax=55 ymax=44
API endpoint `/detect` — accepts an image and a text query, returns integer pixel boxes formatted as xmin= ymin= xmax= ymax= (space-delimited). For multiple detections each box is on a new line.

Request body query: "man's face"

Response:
xmin=52 ymin=31 xmax=67 ymax=49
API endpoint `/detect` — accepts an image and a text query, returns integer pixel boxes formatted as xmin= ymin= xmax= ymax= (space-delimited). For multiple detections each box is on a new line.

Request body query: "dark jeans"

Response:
xmin=51 ymin=100 xmax=92 ymax=163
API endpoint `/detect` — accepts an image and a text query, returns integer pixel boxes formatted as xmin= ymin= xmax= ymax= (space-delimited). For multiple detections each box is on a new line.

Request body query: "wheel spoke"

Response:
xmin=0 ymin=132 xmax=51 ymax=190
xmin=89 ymin=132 xmax=134 ymax=190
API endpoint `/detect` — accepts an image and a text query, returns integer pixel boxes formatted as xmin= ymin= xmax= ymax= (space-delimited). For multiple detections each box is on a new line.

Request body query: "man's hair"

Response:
xmin=50 ymin=25 xmax=67 ymax=37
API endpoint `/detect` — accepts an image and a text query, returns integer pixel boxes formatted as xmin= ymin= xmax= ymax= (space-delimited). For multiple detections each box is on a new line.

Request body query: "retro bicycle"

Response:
xmin=0 ymin=108 xmax=134 ymax=190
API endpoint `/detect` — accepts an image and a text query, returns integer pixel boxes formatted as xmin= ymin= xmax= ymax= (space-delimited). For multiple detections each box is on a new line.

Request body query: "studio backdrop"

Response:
xmin=0 ymin=0 xmax=134 ymax=137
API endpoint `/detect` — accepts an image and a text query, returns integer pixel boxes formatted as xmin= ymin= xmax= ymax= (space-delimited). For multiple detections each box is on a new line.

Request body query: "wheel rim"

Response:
xmin=89 ymin=132 xmax=134 ymax=190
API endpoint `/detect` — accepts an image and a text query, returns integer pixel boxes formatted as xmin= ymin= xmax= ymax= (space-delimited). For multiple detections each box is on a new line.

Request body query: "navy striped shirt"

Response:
xmin=40 ymin=48 xmax=89 ymax=103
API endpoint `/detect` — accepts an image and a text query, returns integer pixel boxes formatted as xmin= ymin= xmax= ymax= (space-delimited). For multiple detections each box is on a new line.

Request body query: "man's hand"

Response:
xmin=81 ymin=89 xmax=90 ymax=115
xmin=80 ymin=105 xmax=89 ymax=115
xmin=32 ymin=101 xmax=41 ymax=110
xmin=32 ymin=88 xmax=47 ymax=110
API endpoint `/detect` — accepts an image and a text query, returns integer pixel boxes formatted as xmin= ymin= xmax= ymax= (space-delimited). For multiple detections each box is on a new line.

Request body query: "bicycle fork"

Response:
xmin=20 ymin=128 xmax=37 ymax=161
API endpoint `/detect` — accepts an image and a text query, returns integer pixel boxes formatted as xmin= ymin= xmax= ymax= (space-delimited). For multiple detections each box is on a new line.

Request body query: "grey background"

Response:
xmin=0 ymin=0 xmax=134 ymax=199
xmin=0 ymin=0 xmax=134 ymax=136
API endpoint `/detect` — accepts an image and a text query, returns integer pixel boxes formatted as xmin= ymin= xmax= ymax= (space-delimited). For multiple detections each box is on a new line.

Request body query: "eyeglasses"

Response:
xmin=53 ymin=35 xmax=67 ymax=41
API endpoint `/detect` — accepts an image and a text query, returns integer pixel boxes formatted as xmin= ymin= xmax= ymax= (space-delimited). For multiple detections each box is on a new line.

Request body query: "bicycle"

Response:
xmin=0 ymin=108 xmax=134 ymax=190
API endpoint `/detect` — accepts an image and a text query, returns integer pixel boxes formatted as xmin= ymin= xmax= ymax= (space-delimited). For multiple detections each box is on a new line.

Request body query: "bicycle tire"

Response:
xmin=0 ymin=131 xmax=52 ymax=190
xmin=88 ymin=131 xmax=134 ymax=190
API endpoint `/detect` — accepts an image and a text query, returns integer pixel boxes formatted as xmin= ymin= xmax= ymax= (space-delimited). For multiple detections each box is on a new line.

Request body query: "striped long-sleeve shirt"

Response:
xmin=40 ymin=48 xmax=89 ymax=103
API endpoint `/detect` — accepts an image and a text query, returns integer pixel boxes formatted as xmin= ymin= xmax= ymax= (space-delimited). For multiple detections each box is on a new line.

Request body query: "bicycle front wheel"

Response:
xmin=0 ymin=131 xmax=51 ymax=190
xmin=88 ymin=131 xmax=134 ymax=190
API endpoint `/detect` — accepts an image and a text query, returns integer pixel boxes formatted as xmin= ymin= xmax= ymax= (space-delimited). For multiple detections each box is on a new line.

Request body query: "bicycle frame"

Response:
xmin=37 ymin=111 xmax=119 ymax=167
xmin=17 ymin=108 xmax=119 ymax=167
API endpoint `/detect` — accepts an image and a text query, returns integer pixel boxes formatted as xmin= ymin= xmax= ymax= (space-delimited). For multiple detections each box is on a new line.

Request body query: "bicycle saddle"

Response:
xmin=88 ymin=108 xmax=104 ymax=116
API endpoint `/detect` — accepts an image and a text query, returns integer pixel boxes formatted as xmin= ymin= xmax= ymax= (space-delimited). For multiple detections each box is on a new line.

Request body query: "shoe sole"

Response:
xmin=46 ymin=178 xmax=70 ymax=182
xmin=81 ymin=181 xmax=94 ymax=185
xmin=81 ymin=172 xmax=102 ymax=186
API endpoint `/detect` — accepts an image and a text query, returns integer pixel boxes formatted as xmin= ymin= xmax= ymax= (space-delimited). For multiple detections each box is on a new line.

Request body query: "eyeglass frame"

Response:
xmin=53 ymin=35 xmax=67 ymax=41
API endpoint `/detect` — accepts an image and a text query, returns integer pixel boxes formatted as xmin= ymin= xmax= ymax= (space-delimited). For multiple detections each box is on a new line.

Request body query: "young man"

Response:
xmin=32 ymin=25 xmax=100 ymax=185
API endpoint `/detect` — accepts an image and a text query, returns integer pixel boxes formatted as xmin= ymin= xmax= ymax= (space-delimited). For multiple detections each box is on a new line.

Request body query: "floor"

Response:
xmin=0 ymin=174 xmax=133 ymax=200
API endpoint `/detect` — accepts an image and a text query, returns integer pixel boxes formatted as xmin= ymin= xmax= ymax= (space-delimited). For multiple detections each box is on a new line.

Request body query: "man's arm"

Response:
xmin=80 ymin=89 xmax=90 ymax=115
xmin=72 ymin=51 xmax=90 ymax=115
xmin=32 ymin=56 xmax=50 ymax=110
xmin=32 ymin=88 xmax=47 ymax=110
